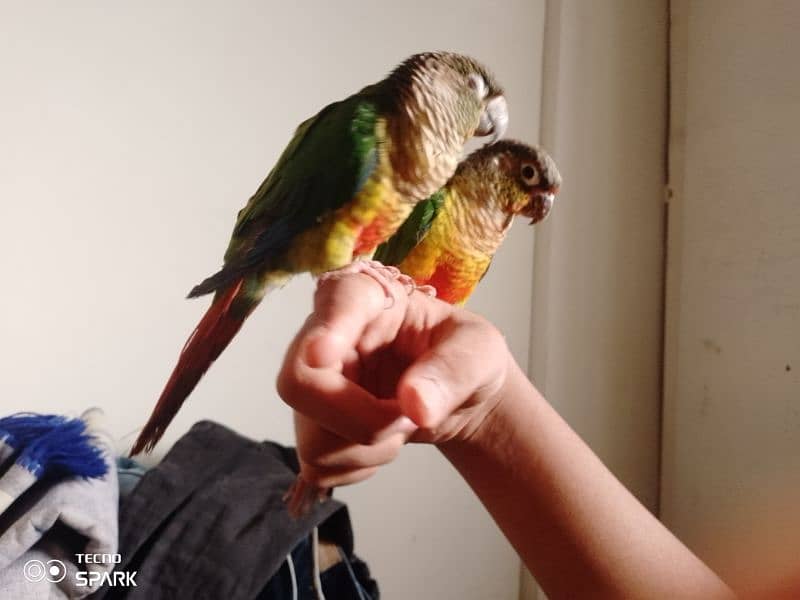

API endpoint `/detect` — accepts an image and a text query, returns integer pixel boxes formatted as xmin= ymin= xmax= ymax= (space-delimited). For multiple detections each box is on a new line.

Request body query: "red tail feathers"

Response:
xmin=130 ymin=279 xmax=247 ymax=455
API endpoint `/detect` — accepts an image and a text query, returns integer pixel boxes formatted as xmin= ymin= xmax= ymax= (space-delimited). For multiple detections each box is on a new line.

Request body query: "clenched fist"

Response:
xmin=277 ymin=270 xmax=511 ymax=489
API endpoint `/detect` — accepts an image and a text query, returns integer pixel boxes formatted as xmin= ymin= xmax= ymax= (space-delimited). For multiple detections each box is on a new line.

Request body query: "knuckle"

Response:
xmin=276 ymin=360 xmax=315 ymax=408
xmin=324 ymin=467 xmax=378 ymax=488
xmin=415 ymin=409 xmax=445 ymax=431
xmin=275 ymin=364 xmax=297 ymax=403
xmin=295 ymin=444 xmax=323 ymax=468
xmin=300 ymin=465 xmax=332 ymax=487
xmin=313 ymin=453 xmax=342 ymax=469
xmin=315 ymin=474 xmax=340 ymax=489
xmin=318 ymin=452 xmax=366 ymax=470
xmin=464 ymin=315 xmax=507 ymax=354
xmin=466 ymin=311 xmax=501 ymax=336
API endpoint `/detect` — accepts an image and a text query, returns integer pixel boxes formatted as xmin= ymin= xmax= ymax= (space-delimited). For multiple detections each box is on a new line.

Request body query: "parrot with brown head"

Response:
xmin=375 ymin=139 xmax=561 ymax=304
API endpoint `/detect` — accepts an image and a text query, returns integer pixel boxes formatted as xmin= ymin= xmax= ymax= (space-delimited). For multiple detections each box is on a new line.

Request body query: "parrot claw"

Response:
xmin=415 ymin=284 xmax=437 ymax=297
xmin=394 ymin=272 xmax=417 ymax=292
xmin=318 ymin=259 xmax=420 ymax=308
xmin=283 ymin=475 xmax=329 ymax=518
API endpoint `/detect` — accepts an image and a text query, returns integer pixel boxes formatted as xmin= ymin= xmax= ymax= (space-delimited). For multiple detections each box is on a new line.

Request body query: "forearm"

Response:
xmin=439 ymin=358 xmax=733 ymax=599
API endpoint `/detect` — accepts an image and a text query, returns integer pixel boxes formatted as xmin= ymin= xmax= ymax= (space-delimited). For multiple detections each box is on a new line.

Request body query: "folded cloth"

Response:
xmin=95 ymin=421 xmax=349 ymax=600
xmin=115 ymin=457 xmax=148 ymax=500
xmin=0 ymin=414 xmax=107 ymax=516
xmin=0 ymin=408 xmax=119 ymax=599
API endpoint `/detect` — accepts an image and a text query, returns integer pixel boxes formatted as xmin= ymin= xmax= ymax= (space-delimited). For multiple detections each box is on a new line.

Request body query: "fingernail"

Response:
xmin=401 ymin=377 xmax=441 ymax=427
xmin=393 ymin=416 xmax=418 ymax=436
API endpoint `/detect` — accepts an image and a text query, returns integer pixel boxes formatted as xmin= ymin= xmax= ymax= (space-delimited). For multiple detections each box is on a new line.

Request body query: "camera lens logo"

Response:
xmin=23 ymin=559 xmax=67 ymax=583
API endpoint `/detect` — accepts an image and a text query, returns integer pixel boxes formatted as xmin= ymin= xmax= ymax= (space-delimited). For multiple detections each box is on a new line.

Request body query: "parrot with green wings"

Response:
xmin=131 ymin=52 xmax=507 ymax=455
xmin=374 ymin=139 xmax=560 ymax=303
xmin=285 ymin=140 xmax=560 ymax=515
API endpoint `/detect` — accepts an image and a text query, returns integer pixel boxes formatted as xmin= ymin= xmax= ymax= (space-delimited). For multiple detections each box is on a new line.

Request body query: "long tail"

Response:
xmin=131 ymin=278 xmax=254 ymax=455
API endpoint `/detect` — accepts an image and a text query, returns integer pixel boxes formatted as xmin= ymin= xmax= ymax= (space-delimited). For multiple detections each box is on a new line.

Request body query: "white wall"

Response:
xmin=663 ymin=0 xmax=800 ymax=591
xmin=0 ymin=2 xmax=545 ymax=598
xmin=532 ymin=0 xmax=667 ymax=540
xmin=525 ymin=0 xmax=667 ymax=597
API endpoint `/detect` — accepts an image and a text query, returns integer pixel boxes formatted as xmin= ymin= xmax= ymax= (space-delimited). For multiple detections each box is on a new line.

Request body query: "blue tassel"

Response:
xmin=1 ymin=414 xmax=73 ymax=465
xmin=0 ymin=414 xmax=108 ymax=515
xmin=0 ymin=414 xmax=73 ymax=448
xmin=17 ymin=417 xmax=107 ymax=480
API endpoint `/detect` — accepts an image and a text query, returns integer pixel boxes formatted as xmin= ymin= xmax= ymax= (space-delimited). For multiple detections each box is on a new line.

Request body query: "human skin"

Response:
xmin=276 ymin=272 xmax=733 ymax=599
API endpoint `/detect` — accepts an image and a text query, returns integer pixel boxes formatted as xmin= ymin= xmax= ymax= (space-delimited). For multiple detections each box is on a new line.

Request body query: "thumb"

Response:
xmin=397 ymin=317 xmax=507 ymax=429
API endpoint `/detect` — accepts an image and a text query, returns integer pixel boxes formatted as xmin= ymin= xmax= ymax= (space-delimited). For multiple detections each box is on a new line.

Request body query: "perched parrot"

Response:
xmin=374 ymin=139 xmax=561 ymax=302
xmin=131 ymin=51 xmax=508 ymax=455
xmin=285 ymin=139 xmax=561 ymax=515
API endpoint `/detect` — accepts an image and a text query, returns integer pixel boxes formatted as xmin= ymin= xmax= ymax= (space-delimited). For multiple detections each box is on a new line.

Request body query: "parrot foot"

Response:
xmin=318 ymin=259 xmax=424 ymax=307
xmin=283 ymin=475 xmax=330 ymax=518
xmin=391 ymin=272 xmax=437 ymax=298
xmin=414 ymin=284 xmax=437 ymax=297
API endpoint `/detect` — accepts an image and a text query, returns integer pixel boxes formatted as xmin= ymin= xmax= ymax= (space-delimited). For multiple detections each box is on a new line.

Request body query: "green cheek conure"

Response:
xmin=375 ymin=139 xmax=561 ymax=305
xmin=131 ymin=52 xmax=508 ymax=455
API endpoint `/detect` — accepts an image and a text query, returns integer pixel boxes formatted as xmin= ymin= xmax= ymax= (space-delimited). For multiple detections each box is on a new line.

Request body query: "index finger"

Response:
xmin=276 ymin=271 xmax=416 ymax=444
xmin=304 ymin=271 xmax=410 ymax=368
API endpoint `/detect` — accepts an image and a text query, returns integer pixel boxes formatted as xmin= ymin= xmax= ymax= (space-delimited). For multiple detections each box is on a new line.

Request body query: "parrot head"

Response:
xmin=435 ymin=53 xmax=508 ymax=143
xmin=467 ymin=140 xmax=561 ymax=225
xmin=388 ymin=52 xmax=508 ymax=143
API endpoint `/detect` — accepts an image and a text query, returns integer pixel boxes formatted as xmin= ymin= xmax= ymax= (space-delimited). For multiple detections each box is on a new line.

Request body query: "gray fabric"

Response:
xmin=0 ymin=409 xmax=119 ymax=599
xmin=0 ymin=439 xmax=16 ymax=467
xmin=97 ymin=421 xmax=346 ymax=600
xmin=0 ymin=464 xmax=38 ymax=512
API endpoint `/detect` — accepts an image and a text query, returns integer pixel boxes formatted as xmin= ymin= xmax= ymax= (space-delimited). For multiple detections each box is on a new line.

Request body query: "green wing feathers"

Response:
xmin=189 ymin=96 xmax=381 ymax=298
xmin=373 ymin=188 xmax=447 ymax=267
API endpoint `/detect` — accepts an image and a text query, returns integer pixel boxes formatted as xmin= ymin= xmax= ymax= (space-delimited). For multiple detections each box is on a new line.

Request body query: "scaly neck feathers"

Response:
xmin=439 ymin=163 xmax=517 ymax=257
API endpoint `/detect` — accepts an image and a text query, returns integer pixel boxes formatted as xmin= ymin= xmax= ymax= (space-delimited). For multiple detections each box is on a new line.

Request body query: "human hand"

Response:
xmin=276 ymin=270 xmax=513 ymax=490
xmin=279 ymin=272 xmax=735 ymax=599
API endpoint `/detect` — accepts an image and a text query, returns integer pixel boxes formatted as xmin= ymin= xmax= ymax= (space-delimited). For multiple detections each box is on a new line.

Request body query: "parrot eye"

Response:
xmin=468 ymin=73 xmax=488 ymax=99
xmin=521 ymin=163 xmax=539 ymax=186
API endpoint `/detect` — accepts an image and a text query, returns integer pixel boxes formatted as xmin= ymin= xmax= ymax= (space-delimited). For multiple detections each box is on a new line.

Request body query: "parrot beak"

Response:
xmin=523 ymin=190 xmax=556 ymax=225
xmin=476 ymin=95 xmax=508 ymax=143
